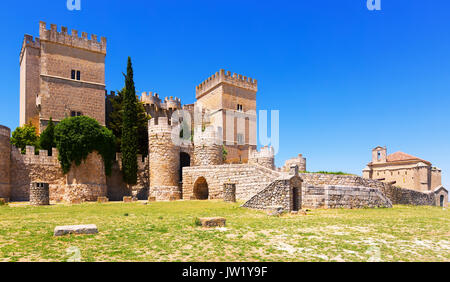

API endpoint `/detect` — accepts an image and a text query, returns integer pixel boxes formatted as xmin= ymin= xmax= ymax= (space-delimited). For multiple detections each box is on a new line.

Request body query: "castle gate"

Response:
xmin=292 ymin=187 xmax=300 ymax=211
xmin=180 ymin=152 xmax=191 ymax=183
xmin=193 ymin=177 xmax=209 ymax=200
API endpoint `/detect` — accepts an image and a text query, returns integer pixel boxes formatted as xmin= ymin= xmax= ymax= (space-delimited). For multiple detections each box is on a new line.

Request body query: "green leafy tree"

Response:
xmin=11 ymin=123 xmax=39 ymax=154
xmin=54 ymin=116 xmax=116 ymax=175
xmin=39 ymin=117 xmax=56 ymax=155
xmin=121 ymin=57 xmax=139 ymax=184
xmin=107 ymin=88 xmax=150 ymax=155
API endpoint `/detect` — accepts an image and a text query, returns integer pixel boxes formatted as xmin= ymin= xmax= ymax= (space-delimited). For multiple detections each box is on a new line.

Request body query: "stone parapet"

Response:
xmin=196 ymin=69 xmax=257 ymax=99
xmin=39 ymin=21 xmax=106 ymax=54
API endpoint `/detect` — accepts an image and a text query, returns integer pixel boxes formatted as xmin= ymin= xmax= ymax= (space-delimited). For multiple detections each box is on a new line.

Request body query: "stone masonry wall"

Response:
xmin=301 ymin=185 xmax=392 ymax=209
xmin=242 ymin=174 xmax=302 ymax=212
xmin=301 ymin=173 xmax=441 ymax=207
xmin=106 ymin=153 xmax=149 ymax=200
xmin=182 ymin=164 xmax=281 ymax=201
xmin=10 ymin=146 xmax=64 ymax=201
xmin=0 ymin=125 xmax=11 ymax=200
xmin=148 ymin=117 xmax=181 ymax=200
xmin=9 ymin=146 xmax=111 ymax=202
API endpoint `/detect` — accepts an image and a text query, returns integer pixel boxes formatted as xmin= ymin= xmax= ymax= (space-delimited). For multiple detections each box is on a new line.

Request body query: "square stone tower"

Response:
xmin=20 ymin=22 xmax=107 ymax=132
xmin=195 ymin=69 xmax=257 ymax=163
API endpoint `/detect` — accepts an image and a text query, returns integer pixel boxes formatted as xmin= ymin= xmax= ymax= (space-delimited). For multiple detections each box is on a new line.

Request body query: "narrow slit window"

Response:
xmin=76 ymin=70 xmax=81 ymax=80
xmin=71 ymin=70 xmax=76 ymax=79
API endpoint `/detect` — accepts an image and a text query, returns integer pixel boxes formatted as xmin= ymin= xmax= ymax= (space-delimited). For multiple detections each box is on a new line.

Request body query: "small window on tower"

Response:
xmin=76 ymin=70 xmax=81 ymax=81
xmin=237 ymin=133 xmax=244 ymax=145
xmin=71 ymin=70 xmax=76 ymax=80
xmin=71 ymin=111 xmax=83 ymax=117
xmin=377 ymin=151 xmax=381 ymax=160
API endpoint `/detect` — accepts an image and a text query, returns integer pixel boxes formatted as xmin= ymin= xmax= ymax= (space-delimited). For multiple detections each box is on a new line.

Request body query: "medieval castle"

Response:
xmin=0 ymin=22 xmax=447 ymax=211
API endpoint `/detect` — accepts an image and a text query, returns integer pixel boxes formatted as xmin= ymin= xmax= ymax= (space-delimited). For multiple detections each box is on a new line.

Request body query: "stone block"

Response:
xmin=199 ymin=217 xmax=226 ymax=228
xmin=123 ymin=196 xmax=132 ymax=203
xmin=148 ymin=196 xmax=156 ymax=202
xmin=97 ymin=196 xmax=108 ymax=203
xmin=54 ymin=224 xmax=98 ymax=236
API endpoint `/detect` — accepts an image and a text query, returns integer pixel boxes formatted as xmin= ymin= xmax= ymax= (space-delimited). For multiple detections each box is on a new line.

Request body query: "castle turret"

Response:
xmin=248 ymin=146 xmax=275 ymax=170
xmin=163 ymin=96 xmax=181 ymax=111
xmin=148 ymin=117 xmax=181 ymax=200
xmin=193 ymin=126 xmax=223 ymax=166
xmin=0 ymin=125 xmax=11 ymax=200
xmin=140 ymin=92 xmax=161 ymax=108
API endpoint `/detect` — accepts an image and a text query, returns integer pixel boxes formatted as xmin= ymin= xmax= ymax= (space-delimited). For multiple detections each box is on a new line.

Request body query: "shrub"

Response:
xmin=54 ymin=116 xmax=116 ymax=175
xmin=11 ymin=123 xmax=39 ymax=154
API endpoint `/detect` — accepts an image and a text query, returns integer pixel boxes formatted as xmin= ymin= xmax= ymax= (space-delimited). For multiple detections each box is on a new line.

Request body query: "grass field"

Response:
xmin=0 ymin=200 xmax=448 ymax=262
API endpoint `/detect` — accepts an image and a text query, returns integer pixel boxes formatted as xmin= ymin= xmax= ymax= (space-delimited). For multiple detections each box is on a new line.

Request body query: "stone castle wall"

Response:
xmin=64 ymin=151 xmax=107 ymax=202
xmin=182 ymin=163 xmax=281 ymax=200
xmin=10 ymin=146 xmax=64 ymax=201
xmin=248 ymin=146 xmax=275 ymax=170
xmin=301 ymin=173 xmax=443 ymax=207
xmin=282 ymin=154 xmax=307 ymax=172
xmin=193 ymin=127 xmax=223 ymax=166
xmin=0 ymin=126 xmax=11 ymax=199
xmin=301 ymin=184 xmax=392 ymax=209
xmin=242 ymin=174 xmax=302 ymax=212
xmin=107 ymin=154 xmax=149 ymax=200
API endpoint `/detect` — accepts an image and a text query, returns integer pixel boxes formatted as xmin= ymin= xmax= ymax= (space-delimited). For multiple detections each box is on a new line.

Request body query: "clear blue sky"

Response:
xmin=0 ymin=0 xmax=449 ymax=189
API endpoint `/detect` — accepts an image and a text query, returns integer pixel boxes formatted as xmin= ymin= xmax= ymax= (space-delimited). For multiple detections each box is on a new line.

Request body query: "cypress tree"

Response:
xmin=121 ymin=57 xmax=138 ymax=184
xmin=39 ymin=117 xmax=56 ymax=155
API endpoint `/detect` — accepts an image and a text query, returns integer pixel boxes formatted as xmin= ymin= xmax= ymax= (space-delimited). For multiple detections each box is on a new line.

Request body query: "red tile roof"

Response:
xmin=386 ymin=151 xmax=428 ymax=163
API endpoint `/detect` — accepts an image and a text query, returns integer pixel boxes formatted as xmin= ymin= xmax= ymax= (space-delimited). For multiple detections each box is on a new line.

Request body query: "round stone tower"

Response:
xmin=148 ymin=117 xmax=181 ymax=200
xmin=193 ymin=126 xmax=223 ymax=166
xmin=248 ymin=146 xmax=275 ymax=170
xmin=0 ymin=125 xmax=11 ymax=200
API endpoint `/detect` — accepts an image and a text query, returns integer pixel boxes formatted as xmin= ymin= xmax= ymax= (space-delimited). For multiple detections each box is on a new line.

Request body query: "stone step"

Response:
xmin=54 ymin=224 xmax=99 ymax=236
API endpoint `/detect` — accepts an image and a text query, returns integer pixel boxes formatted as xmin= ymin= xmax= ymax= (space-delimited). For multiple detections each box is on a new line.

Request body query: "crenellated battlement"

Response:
xmin=0 ymin=125 xmax=10 ymax=138
xmin=248 ymin=146 xmax=275 ymax=170
xmin=249 ymin=146 xmax=274 ymax=159
xmin=115 ymin=153 xmax=148 ymax=170
xmin=39 ymin=21 xmax=106 ymax=54
xmin=196 ymin=69 xmax=258 ymax=99
xmin=105 ymin=90 xmax=116 ymax=97
xmin=19 ymin=35 xmax=41 ymax=64
xmin=148 ymin=117 xmax=175 ymax=134
xmin=141 ymin=92 xmax=181 ymax=110
xmin=140 ymin=92 xmax=161 ymax=105
xmin=163 ymin=96 xmax=181 ymax=109
xmin=11 ymin=145 xmax=60 ymax=166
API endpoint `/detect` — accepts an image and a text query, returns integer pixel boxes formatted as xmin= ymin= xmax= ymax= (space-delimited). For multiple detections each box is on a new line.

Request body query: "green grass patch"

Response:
xmin=0 ymin=201 xmax=448 ymax=261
